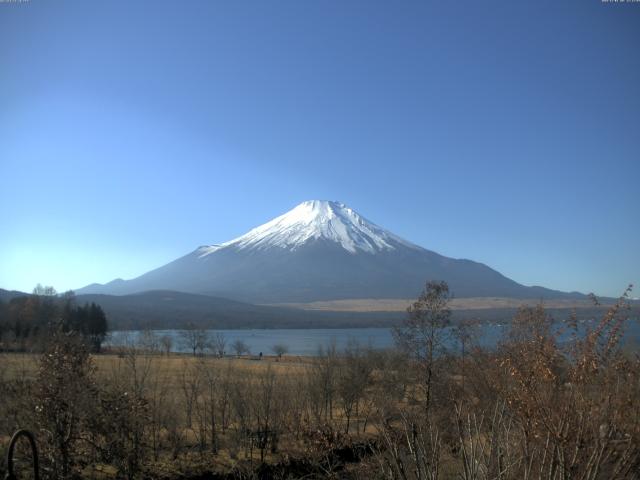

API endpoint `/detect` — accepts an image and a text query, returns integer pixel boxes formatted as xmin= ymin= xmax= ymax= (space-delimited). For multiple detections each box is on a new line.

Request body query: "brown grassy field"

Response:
xmin=267 ymin=296 xmax=611 ymax=311
xmin=0 ymin=349 xmax=382 ymax=478
xmin=0 ymin=351 xmax=312 ymax=385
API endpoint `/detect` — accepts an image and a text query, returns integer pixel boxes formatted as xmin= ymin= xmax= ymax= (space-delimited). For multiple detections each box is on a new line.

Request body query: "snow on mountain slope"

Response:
xmin=76 ymin=200 xmax=584 ymax=303
xmin=197 ymin=200 xmax=419 ymax=256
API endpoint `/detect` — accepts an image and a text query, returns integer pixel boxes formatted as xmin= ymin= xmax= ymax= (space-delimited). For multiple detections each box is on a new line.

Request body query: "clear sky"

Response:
xmin=1 ymin=0 xmax=638 ymax=298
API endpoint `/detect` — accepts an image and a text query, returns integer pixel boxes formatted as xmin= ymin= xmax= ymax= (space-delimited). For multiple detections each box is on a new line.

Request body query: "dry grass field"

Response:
xmin=269 ymin=296 xmax=611 ymax=312
xmin=0 ymin=351 xmax=313 ymax=396
xmin=0 ymin=349 xmax=379 ymax=478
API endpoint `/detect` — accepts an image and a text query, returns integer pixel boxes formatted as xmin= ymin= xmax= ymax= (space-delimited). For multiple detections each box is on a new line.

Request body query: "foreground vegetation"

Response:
xmin=0 ymin=282 xmax=638 ymax=479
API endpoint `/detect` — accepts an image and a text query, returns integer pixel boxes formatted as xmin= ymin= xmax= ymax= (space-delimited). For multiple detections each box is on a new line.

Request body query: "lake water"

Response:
xmin=106 ymin=320 xmax=640 ymax=356
xmin=107 ymin=328 xmax=401 ymax=356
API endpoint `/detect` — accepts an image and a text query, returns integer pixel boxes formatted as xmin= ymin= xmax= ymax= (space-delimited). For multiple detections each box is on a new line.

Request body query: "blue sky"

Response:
xmin=1 ymin=0 xmax=638 ymax=297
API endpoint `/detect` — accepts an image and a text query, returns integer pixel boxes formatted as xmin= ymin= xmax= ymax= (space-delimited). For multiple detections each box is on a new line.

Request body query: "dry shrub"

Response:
xmin=374 ymin=285 xmax=640 ymax=480
xmin=467 ymin=286 xmax=640 ymax=479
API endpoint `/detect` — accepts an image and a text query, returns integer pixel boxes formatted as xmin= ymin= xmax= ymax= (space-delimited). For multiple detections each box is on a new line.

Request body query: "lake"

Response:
xmin=106 ymin=319 xmax=640 ymax=356
xmin=107 ymin=328 xmax=401 ymax=356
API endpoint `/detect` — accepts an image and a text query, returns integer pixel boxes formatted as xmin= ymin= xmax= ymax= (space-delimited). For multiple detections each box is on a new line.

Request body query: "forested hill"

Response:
xmin=0 ymin=288 xmax=108 ymax=352
xmin=73 ymin=290 xmax=403 ymax=330
xmin=0 ymin=288 xmax=27 ymax=302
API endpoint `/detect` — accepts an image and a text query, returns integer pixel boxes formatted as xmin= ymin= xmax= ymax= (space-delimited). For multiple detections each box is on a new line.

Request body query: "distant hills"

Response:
xmin=73 ymin=290 xmax=403 ymax=330
xmin=0 ymin=289 xmax=27 ymax=303
xmin=0 ymin=288 xmax=402 ymax=330
xmin=3 ymin=287 xmax=628 ymax=331
xmin=77 ymin=200 xmax=585 ymax=303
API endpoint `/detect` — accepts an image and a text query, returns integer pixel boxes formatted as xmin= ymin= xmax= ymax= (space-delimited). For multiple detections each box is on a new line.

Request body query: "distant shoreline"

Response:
xmin=265 ymin=296 xmax=622 ymax=312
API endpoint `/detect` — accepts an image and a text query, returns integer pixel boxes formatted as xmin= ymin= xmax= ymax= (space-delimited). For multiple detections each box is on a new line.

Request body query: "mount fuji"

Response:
xmin=77 ymin=200 xmax=581 ymax=303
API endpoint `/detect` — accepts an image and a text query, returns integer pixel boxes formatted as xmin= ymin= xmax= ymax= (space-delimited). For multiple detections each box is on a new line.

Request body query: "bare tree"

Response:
xmin=452 ymin=318 xmax=479 ymax=395
xmin=393 ymin=280 xmax=451 ymax=417
xmin=376 ymin=413 xmax=442 ymax=480
xmin=146 ymin=357 xmax=172 ymax=460
xmin=138 ymin=329 xmax=159 ymax=353
xmin=232 ymin=339 xmax=250 ymax=357
xmin=101 ymin=338 xmax=153 ymax=478
xmin=211 ymin=332 xmax=227 ymax=358
xmin=159 ymin=334 xmax=173 ymax=355
xmin=197 ymin=357 xmax=221 ymax=453
xmin=179 ymin=360 xmax=200 ymax=429
xmin=271 ymin=343 xmax=288 ymax=361
xmin=253 ymin=365 xmax=287 ymax=462
xmin=308 ymin=340 xmax=338 ymax=424
xmin=337 ymin=340 xmax=373 ymax=434
xmin=32 ymin=283 xmax=57 ymax=296
xmin=217 ymin=362 xmax=236 ymax=434
xmin=229 ymin=375 xmax=253 ymax=459
xmin=180 ymin=326 xmax=209 ymax=356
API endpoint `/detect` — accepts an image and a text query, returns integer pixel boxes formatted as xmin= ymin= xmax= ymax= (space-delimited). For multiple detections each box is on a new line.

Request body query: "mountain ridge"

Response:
xmin=76 ymin=200 xmax=586 ymax=303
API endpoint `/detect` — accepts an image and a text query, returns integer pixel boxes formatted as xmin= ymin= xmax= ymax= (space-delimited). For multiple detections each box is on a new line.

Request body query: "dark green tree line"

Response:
xmin=0 ymin=286 xmax=108 ymax=352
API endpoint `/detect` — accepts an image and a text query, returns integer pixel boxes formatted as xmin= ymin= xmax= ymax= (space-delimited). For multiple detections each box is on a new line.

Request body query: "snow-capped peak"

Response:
xmin=198 ymin=200 xmax=418 ymax=256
